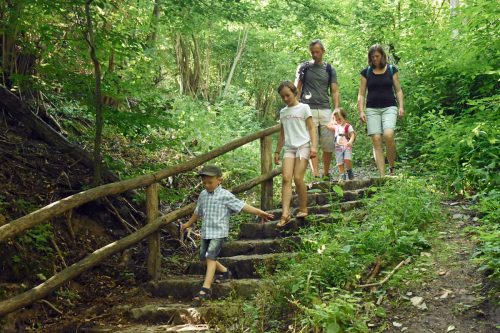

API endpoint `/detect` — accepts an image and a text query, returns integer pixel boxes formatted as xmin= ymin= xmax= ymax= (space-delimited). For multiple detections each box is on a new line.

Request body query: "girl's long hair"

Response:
xmin=277 ymin=80 xmax=298 ymax=96
xmin=368 ymin=44 xmax=388 ymax=69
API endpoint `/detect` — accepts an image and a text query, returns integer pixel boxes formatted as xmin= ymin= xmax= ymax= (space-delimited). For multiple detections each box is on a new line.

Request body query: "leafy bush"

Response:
xmin=472 ymin=190 xmax=500 ymax=283
xmin=401 ymin=96 xmax=499 ymax=194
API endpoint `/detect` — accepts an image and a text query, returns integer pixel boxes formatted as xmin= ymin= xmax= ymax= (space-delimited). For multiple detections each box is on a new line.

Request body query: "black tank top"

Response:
xmin=361 ymin=66 xmax=398 ymax=108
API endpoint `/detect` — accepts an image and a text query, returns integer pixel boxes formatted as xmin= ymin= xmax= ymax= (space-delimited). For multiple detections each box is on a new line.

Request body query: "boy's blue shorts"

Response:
xmin=199 ymin=238 xmax=225 ymax=261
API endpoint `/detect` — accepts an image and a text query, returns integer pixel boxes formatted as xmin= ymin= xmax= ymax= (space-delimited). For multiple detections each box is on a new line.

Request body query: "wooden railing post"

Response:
xmin=146 ymin=183 xmax=160 ymax=282
xmin=260 ymin=135 xmax=273 ymax=210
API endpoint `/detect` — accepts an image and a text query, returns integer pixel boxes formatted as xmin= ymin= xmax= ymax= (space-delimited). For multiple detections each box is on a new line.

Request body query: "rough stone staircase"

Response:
xmin=103 ymin=178 xmax=381 ymax=333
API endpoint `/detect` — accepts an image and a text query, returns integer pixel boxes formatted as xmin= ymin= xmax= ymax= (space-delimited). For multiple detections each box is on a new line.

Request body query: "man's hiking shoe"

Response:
xmin=389 ymin=166 xmax=395 ymax=176
xmin=339 ymin=174 xmax=347 ymax=181
xmin=347 ymin=169 xmax=354 ymax=180
xmin=214 ymin=270 xmax=232 ymax=284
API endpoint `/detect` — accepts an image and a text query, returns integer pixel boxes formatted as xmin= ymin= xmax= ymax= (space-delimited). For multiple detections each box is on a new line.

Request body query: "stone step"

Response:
xmin=186 ymin=253 xmax=292 ymax=278
xmin=220 ymin=236 xmax=300 ymax=257
xmin=125 ymin=300 xmax=244 ymax=326
xmin=239 ymin=200 xmax=363 ymax=239
xmin=111 ymin=324 xmax=210 ymax=333
xmin=290 ymin=188 xmax=371 ymax=207
xmin=309 ymin=177 xmax=385 ymax=192
xmin=146 ymin=276 xmax=264 ymax=300
xmin=266 ymin=199 xmax=364 ymax=221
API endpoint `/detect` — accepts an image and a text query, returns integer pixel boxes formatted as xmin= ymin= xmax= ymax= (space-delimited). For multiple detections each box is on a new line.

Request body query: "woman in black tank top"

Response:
xmin=357 ymin=44 xmax=405 ymax=177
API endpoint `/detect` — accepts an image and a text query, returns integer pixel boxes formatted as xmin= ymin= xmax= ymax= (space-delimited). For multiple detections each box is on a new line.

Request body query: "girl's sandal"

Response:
xmin=296 ymin=211 xmax=308 ymax=219
xmin=277 ymin=215 xmax=292 ymax=228
xmin=193 ymin=287 xmax=211 ymax=305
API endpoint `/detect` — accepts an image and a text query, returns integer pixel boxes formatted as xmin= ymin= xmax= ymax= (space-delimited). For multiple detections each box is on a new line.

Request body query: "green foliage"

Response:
xmin=473 ymin=224 xmax=500 ymax=282
xmin=14 ymin=199 xmax=38 ymax=214
xmin=471 ymin=190 xmax=500 ymax=283
xmin=299 ymin=289 xmax=369 ymax=333
xmin=19 ymin=223 xmax=54 ymax=255
xmin=402 ymin=96 xmax=499 ymax=194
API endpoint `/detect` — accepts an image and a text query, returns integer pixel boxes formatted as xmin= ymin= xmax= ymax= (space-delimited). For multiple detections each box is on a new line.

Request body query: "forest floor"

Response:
xmin=380 ymin=201 xmax=499 ymax=333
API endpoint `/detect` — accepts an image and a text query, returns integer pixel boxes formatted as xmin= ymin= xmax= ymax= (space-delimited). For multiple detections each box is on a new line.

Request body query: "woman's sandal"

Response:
xmin=296 ymin=211 xmax=308 ymax=219
xmin=193 ymin=287 xmax=211 ymax=304
xmin=214 ymin=270 xmax=232 ymax=284
xmin=277 ymin=215 xmax=292 ymax=228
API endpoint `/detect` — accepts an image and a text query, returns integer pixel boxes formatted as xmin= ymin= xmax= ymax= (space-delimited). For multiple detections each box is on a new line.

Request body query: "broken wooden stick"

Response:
xmin=357 ymin=257 xmax=411 ymax=288
xmin=38 ymin=299 xmax=63 ymax=315
xmin=104 ymin=197 xmax=136 ymax=233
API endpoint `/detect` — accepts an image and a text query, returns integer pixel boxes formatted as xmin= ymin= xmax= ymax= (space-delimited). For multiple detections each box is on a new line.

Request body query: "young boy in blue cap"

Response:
xmin=181 ymin=165 xmax=274 ymax=303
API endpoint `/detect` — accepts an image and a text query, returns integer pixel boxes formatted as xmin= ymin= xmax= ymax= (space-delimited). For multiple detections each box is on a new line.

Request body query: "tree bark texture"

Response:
xmin=84 ymin=0 xmax=104 ymax=186
xmin=222 ymin=27 xmax=249 ymax=98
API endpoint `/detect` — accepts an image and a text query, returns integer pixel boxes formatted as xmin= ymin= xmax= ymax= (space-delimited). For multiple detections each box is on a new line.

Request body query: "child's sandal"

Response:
xmin=214 ymin=270 xmax=232 ymax=284
xmin=277 ymin=215 xmax=292 ymax=228
xmin=193 ymin=287 xmax=211 ymax=304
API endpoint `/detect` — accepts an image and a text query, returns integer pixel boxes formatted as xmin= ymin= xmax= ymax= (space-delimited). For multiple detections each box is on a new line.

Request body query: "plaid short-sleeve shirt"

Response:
xmin=194 ymin=186 xmax=245 ymax=239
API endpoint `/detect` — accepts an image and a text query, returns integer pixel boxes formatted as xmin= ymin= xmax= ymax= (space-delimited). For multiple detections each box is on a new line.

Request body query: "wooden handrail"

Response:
xmin=0 ymin=124 xmax=280 ymax=243
xmin=0 ymin=167 xmax=282 ymax=317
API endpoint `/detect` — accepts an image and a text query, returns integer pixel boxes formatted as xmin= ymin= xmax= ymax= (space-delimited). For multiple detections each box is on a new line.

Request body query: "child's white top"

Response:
xmin=279 ymin=103 xmax=312 ymax=148
xmin=333 ymin=123 xmax=355 ymax=146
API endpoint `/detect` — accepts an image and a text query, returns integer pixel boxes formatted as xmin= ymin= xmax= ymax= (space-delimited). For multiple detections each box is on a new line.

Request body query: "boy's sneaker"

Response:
xmin=339 ymin=174 xmax=347 ymax=181
xmin=347 ymin=169 xmax=354 ymax=180
xmin=214 ymin=270 xmax=232 ymax=283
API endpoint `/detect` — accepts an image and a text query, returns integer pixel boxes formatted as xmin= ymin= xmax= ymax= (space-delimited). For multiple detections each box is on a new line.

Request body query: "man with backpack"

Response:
xmin=296 ymin=39 xmax=340 ymax=179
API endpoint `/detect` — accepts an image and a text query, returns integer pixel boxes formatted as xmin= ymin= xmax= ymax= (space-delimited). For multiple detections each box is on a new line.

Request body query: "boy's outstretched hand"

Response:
xmin=258 ymin=211 xmax=274 ymax=223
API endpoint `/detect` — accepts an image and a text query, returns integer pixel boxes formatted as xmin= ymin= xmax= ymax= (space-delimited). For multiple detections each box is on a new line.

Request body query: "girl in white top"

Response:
xmin=274 ymin=81 xmax=318 ymax=227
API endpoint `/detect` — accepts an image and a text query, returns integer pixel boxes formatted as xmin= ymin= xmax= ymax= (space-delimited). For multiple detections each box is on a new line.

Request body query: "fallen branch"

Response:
xmin=38 ymin=299 xmax=63 ymax=315
xmin=50 ymin=238 xmax=68 ymax=268
xmin=104 ymin=197 xmax=136 ymax=233
xmin=65 ymin=210 xmax=76 ymax=243
xmin=365 ymin=257 xmax=382 ymax=285
xmin=357 ymin=257 xmax=411 ymax=288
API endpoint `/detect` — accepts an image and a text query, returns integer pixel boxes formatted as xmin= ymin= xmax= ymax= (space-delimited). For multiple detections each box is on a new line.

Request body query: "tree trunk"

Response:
xmin=84 ymin=0 xmax=104 ymax=186
xmin=222 ymin=27 xmax=249 ymax=98
xmin=174 ymin=33 xmax=206 ymax=97
xmin=146 ymin=183 xmax=160 ymax=282
xmin=148 ymin=0 xmax=161 ymax=48
xmin=202 ymin=33 xmax=211 ymax=101
xmin=450 ymin=0 xmax=460 ymax=38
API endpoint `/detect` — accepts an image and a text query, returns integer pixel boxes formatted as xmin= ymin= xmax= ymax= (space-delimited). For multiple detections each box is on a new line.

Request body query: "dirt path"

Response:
xmin=381 ymin=201 xmax=499 ymax=333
